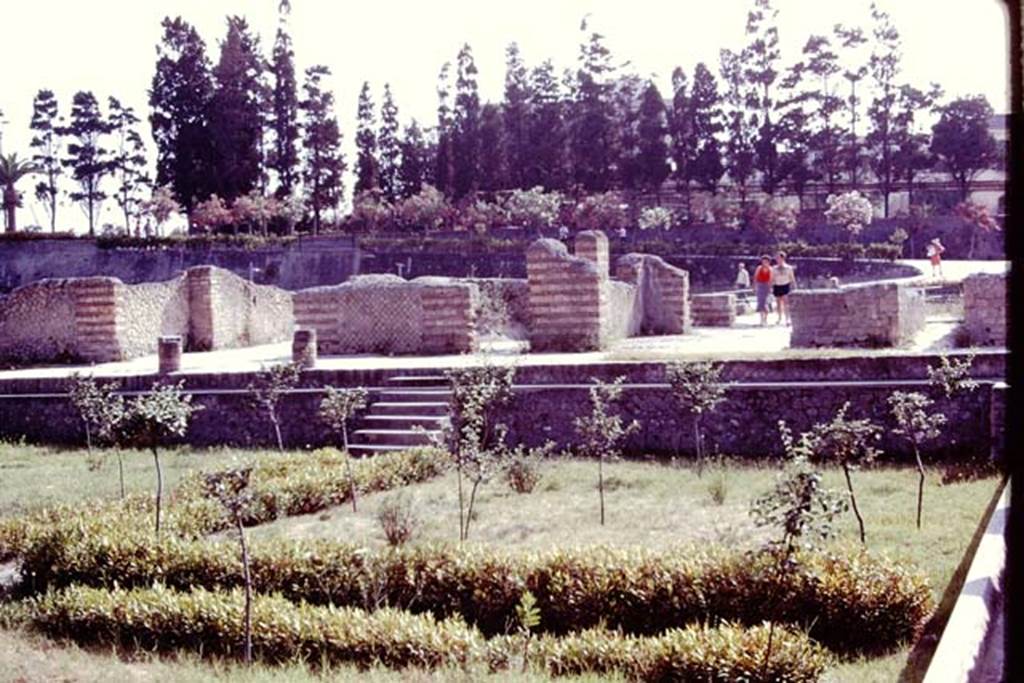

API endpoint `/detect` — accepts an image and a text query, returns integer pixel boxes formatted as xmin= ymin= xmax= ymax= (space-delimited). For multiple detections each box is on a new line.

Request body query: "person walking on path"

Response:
xmin=735 ymin=262 xmax=751 ymax=290
xmin=772 ymin=251 xmax=797 ymax=326
xmin=927 ymin=238 xmax=946 ymax=279
xmin=753 ymin=255 xmax=773 ymax=326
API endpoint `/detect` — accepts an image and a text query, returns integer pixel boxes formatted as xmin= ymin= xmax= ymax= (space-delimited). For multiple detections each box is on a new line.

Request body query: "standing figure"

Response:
xmin=753 ymin=255 xmax=773 ymax=327
xmin=771 ymin=251 xmax=797 ymax=326
xmin=927 ymin=238 xmax=945 ymax=279
xmin=735 ymin=262 xmax=751 ymax=290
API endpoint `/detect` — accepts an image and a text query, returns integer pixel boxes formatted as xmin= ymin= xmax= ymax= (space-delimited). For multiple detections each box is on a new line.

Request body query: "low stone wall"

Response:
xmin=293 ymin=275 xmax=479 ymax=355
xmin=963 ymin=273 xmax=1006 ymax=346
xmin=466 ymin=278 xmax=530 ymax=339
xmin=691 ymin=293 xmax=737 ymax=327
xmin=0 ymin=266 xmax=294 ymax=365
xmin=789 ymin=282 xmax=925 ymax=348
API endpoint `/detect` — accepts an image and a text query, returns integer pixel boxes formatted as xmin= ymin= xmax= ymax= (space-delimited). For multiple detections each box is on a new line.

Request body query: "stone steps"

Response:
xmin=347 ymin=377 xmax=451 ymax=457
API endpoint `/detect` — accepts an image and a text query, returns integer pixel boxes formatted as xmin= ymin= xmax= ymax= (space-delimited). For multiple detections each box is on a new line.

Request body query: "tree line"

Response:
xmin=4 ymin=0 xmax=1003 ymax=236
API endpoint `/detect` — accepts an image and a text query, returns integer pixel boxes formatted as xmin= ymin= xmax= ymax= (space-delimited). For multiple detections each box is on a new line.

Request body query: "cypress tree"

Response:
xmin=378 ymin=84 xmax=401 ymax=202
xmin=690 ymin=63 xmax=725 ymax=194
xmin=452 ymin=44 xmax=481 ymax=198
xmin=354 ymin=81 xmax=378 ymax=195
xmin=478 ymin=103 xmax=509 ymax=192
xmin=502 ymin=42 xmax=532 ymax=189
xmin=300 ymin=65 xmax=346 ymax=234
xmin=398 ymin=119 xmax=428 ymax=197
xmin=635 ymin=81 xmax=670 ymax=197
xmin=270 ymin=0 xmax=299 ymax=198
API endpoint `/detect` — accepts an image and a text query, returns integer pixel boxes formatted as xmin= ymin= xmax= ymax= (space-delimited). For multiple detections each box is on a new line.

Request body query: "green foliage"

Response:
xmin=531 ymin=623 xmax=828 ymax=682
xmin=504 ymin=187 xmax=562 ymax=232
xmin=927 ymin=353 xmax=979 ymax=398
xmin=889 ymin=391 xmax=948 ymax=529
xmin=516 ymin=590 xmax=541 ymax=634
xmin=505 ymin=449 xmax=544 ymax=494
xmin=67 ymin=374 xmax=125 ymax=453
xmin=573 ymin=377 xmax=640 ymax=525
xmin=318 ymin=387 xmax=368 ymax=438
xmin=248 ymin=361 xmax=303 ymax=453
xmin=571 ymin=193 xmax=629 ymax=233
xmin=17 ymin=527 xmax=932 ymax=656
xmin=665 ymin=361 xmax=728 ymax=474
xmin=751 ymin=422 xmax=848 ymax=551
xmin=28 ymin=584 xmax=479 ymax=670
xmin=117 ymin=381 xmax=199 ymax=452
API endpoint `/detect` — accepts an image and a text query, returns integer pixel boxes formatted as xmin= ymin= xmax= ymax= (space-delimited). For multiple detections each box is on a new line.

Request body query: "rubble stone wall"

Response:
xmin=963 ymin=273 xmax=1006 ymax=346
xmin=789 ymin=282 xmax=925 ymax=348
xmin=116 ymin=278 xmax=190 ymax=360
xmin=690 ymin=292 xmax=737 ymax=327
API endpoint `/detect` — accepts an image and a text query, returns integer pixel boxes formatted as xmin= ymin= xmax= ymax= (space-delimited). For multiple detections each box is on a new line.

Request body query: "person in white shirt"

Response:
xmin=771 ymin=251 xmax=797 ymax=326
xmin=735 ymin=262 xmax=751 ymax=290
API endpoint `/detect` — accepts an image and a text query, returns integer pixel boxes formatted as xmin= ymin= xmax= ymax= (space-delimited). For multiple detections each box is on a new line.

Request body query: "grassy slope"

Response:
xmin=0 ymin=444 xmax=1001 ymax=682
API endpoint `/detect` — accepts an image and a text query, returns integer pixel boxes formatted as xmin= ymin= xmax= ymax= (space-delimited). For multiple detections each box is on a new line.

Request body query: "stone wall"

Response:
xmin=789 ymin=282 xmax=925 ymax=348
xmin=466 ymin=278 xmax=530 ymax=339
xmin=963 ymin=273 xmax=1006 ymax=346
xmin=690 ymin=293 xmax=737 ymax=327
xmin=526 ymin=238 xmax=609 ymax=352
xmin=0 ymin=353 xmax=1001 ymax=459
xmin=0 ymin=266 xmax=293 ymax=365
xmin=293 ymin=275 xmax=479 ymax=355
xmin=615 ymin=254 xmax=691 ymax=334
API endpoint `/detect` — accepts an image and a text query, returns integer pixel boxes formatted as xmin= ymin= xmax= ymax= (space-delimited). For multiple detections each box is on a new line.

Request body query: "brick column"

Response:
xmin=527 ymin=238 xmax=607 ymax=351
xmin=69 ymin=277 xmax=121 ymax=362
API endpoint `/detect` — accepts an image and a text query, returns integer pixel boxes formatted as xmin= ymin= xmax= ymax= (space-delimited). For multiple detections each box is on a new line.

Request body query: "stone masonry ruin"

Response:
xmin=0 ymin=265 xmax=292 ymax=364
xmin=788 ymin=281 xmax=926 ymax=348
xmin=962 ymin=272 xmax=1007 ymax=346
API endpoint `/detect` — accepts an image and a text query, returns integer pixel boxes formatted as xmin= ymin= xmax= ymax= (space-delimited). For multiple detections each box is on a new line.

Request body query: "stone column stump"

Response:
xmin=158 ymin=335 xmax=182 ymax=374
xmin=292 ymin=328 xmax=318 ymax=368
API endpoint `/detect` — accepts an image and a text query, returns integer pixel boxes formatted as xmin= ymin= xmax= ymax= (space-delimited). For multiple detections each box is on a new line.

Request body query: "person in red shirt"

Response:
xmin=753 ymin=255 xmax=773 ymax=326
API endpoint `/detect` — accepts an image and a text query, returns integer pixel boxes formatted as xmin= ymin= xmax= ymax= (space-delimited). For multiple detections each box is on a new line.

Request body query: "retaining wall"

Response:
xmin=963 ymin=272 xmax=1006 ymax=346
xmin=0 ymin=352 xmax=1003 ymax=459
xmin=789 ymin=282 xmax=925 ymax=348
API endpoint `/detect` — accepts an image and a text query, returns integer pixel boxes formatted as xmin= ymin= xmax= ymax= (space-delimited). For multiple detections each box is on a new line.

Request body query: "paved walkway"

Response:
xmin=0 ymin=259 xmax=1004 ymax=381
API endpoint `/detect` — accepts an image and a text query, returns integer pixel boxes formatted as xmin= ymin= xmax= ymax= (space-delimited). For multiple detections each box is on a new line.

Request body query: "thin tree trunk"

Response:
xmin=271 ymin=413 xmax=284 ymax=454
xmin=117 ymin=452 xmax=126 ymax=500
xmin=152 ymin=447 xmax=163 ymax=538
xmin=343 ymin=426 xmax=357 ymax=513
xmin=235 ymin=515 xmax=253 ymax=665
xmin=913 ymin=444 xmax=926 ymax=529
xmin=598 ymin=456 xmax=605 ymax=526
xmin=457 ymin=462 xmax=466 ymax=541
xmin=842 ymin=463 xmax=866 ymax=544
xmin=465 ymin=479 xmax=482 ymax=540
xmin=84 ymin=421 xmax=92 ymax=453
xmin=694 ymin=416 xmax=703 ymax=478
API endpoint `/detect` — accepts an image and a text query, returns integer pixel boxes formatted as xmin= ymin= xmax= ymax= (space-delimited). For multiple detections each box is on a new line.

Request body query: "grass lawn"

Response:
xmin=0 ymin=443 xmax=1003 ymax=682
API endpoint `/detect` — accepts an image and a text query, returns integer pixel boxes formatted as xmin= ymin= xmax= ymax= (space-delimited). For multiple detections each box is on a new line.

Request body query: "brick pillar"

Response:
xmin=527 ymin=238 xmax=607 ymax=351
xmin=575 ymin=231 xmax=609 ymax=279
xmin=292 ymin=328 xmax=318 ymax=368
xmin=158 ymin=335 xmax=182 ymax=374
xmin=69 ymin=277 xmax=122 ymax=362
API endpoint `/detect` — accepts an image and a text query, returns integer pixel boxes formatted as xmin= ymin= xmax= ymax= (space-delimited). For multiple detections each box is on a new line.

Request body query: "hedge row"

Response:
xmin=21 ymin=584 xmax=829 ymax=681
xmin=20 ymin=525 xmax=931 ymax=655
xmin=0 ymin=448 xmax=447 ymax=559
xmin=173 ymin=447 xmax=448 ymax=536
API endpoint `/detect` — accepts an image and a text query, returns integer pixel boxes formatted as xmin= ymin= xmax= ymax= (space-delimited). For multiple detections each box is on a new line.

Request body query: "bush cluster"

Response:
xmin=16 ymin=584 xmax=827 ymax=681
xmin=95 ymin=232 xmax=302 ymax=251
xmin=28 ymin=584 xmax=479 ymax=670
xmin=19 ymin=528 xmax=931 ymax=655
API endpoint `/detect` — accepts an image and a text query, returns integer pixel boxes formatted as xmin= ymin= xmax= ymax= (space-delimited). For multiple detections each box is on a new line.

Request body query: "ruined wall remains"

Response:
xmin=466 ymin=278 xmax=529 ymax=339
xmin=0 ymin=266 xmax=294 ymax=365
xmin=615 ymin=254 xmax=691 ymax=335
xmin=963 ymin=272 xmax=1006 ymax=346
xmin=789 ymin=282 xmax=925 ymax=348
xmin=293 ymin=274 xmax=478 ymax=355
xmin=526 ymin=238 xmax=608 ymax=352
xmin=187 ymin=266 xmax=293 ymax=351
xmin=690 ymin=293 xmax=736 ymax=327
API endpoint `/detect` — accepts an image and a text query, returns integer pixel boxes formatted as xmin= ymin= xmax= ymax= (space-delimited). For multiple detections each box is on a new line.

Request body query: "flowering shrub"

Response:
xmin=825 ymin=191 xmax=873 ymax=237
xmin=504 ymin=187 xmax=562 ymax=231
xmin=572 ymin=192 xmax=629 ymax=233
xmin=191 ymin=195 xmax=233 ymax=233
xmin=351 ymin=190 xmax=394 ymax=232
xmin=752 ymin=198 xmax=798 ymax=239
xmin=461 ymin=200 xmax=508 ymax=234
xmin=394 ymin=184 xmax=450 ymax=231
xmin=954 ymin=201 xmax=999 ymax=232
xmin=637 ymin=206 xmax=673 ymax=231
xmin=232 ymin=191 xmax=278 ymax=234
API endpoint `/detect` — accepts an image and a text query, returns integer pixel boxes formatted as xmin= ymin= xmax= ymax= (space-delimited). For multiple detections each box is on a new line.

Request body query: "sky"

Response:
xmin=0 ymin=0 xmax=1011 ymax=232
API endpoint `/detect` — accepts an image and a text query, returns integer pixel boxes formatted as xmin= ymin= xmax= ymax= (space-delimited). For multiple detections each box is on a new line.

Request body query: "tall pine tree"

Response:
xmin=60 ymin=91 xmax=109 ymax=236
xmin=669 ymin=68 xmax=693 ymax=200
xmin=29 ymin=89 xmax=62 ymax=232
xmin=354 ymin=81 xmax=378 ymax=195
xmin=571 ymin=26 xmax=617 ymax=192
xmin=378 ymin=84 xmax=401 ymax=202
xmin=478 ymin=103 xmax=508 ymax=192
xmin=107 ymin=97 xmax=149 ymax=234
xmin=719 ymin=48 xmax=755 ymax=209
xmin=744 ymin=0 xmax=784 ymax=195
xmin=270 ymin=0 xmax=299 ymax=198
xmin=149 ymin=16 xmax=215 ymax=221
xmin=526 ymin=60 xmax=569 ymax=191
xmin=300 ymin=65 xmax=346 ymax=234
xmin=209 ymin=16 xmax=265 ymax=202
xmin=635 ymin=81 xmax=670 ymax=198
xmin=689 ymin=63 xmax=725 ymax=194
xmin=398 ymin=119 xmax=428 ymax=197
xmin=799 ymin=35 xmax=845 ymax=195
xmin=434 ymin=62 xmax=455 ymax=196
xmin=502 ymin=42 xmax=532 ymax=189
xmin=866 ymin=2 xmax=902 ymax=217
xmin=452 ymin=44 xmax=481 ymax=199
